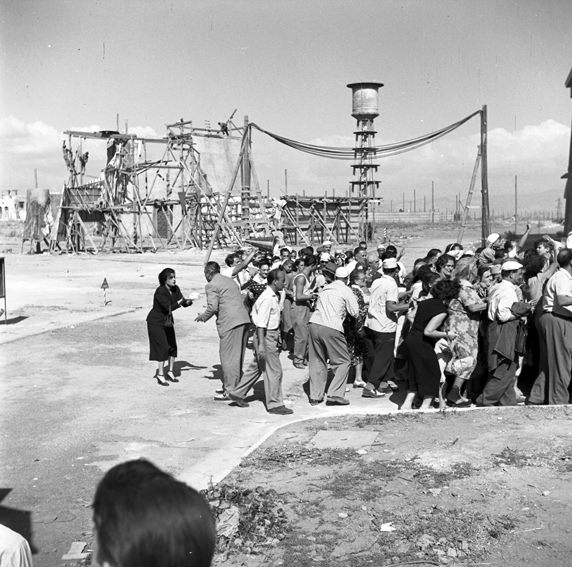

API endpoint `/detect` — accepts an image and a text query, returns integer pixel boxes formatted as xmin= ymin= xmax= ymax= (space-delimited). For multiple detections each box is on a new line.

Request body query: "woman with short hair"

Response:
xmin=146 ymin=268 xmax=192 ymax=386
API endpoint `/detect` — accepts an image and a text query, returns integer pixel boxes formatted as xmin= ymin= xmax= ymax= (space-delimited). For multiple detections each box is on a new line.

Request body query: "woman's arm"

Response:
xmin=423 ymin=313 xmax=449 ymax=339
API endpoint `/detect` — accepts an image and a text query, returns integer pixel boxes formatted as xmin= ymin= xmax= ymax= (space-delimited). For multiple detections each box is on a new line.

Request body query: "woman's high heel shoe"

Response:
xmin=156 ymin=374 xmax=169 ymax=387
xmin=166 ymin=371 xmax=179 ymax=383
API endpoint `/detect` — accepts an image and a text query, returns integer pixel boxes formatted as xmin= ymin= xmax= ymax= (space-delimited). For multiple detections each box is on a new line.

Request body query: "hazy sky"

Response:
xmin=1 ymin=0 xmax=571 ymax=212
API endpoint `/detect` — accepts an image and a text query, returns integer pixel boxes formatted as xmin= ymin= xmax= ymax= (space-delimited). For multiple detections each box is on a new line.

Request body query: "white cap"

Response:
xmin=486 ymin=233 xmax=500 ymax=245
xmin=376 ymin=243 xmax=386 ymax=250
xmin=501 ymin=260 xmax=522 ymax=271
xmin=322 ymin=240 xmax=332 ymax=246
xmin=382 ymin=258 xmax=398 ymax=270
xmin=335 ymin=267 xmax=349 ymax=278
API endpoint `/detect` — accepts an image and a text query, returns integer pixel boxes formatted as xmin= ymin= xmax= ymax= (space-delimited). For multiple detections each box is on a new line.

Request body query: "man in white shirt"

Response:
xmin=221 ymin=249 xmax=255 ymax=291
xmin=227 ymin=268 xmax=293 ymax=415
xmin=363 ymin=258 xmax=410 ymax=398
xmin=308 ymin=264 xmax=359 ymax=406
xmin=477 ymin=260 xmax=531 ymax=406
xmin=0 ymin=524 xmax=33 ymax=567
xmin=528 ymin=248 xmax=572 ymax=405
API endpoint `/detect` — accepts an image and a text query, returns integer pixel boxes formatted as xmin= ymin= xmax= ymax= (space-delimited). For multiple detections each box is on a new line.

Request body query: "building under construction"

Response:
xmin=43 ymin=82 xmax=489 ymax=254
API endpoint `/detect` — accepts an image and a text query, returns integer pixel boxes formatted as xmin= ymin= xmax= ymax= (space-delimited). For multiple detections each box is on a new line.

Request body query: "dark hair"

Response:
xmin=267 ymin=267 xmax=285 ymax=285
xmin=445 ymin=243 xmax=463 ymax=253
xmin=254 ymin=256 xmax=271 ymax=268
xmin=557 ymin=248 xmax=572 ymax=268
xmin=534 ymin=239 xmax=551 ymax=251
xmin=345 ymin=250 xmax=354 ymax=260
xmin=359 ymin=241 xmax=367 ymax=248
xmin=382 ymin=249 xmax=397 ymax=259
xmin=279 ymin=247 xmax=290 ymax=255
xmin=302 ymin=255 xmax=317 ymax=267
xmin=421 ymin=272 xmax=439 ymax=294
xmin=350 ymin=269 xmax=366 ymax=285
xmin=204 ymin=261 xmax=220 ymax=277
xmin=158 ymin=268 xmax=175 ymax=286
xmin=93 ymin=459 xmax=215 ymax=567
xmin=354 ymin=246 xmax=363 ymax=256
xmin=494 ymin=249 xmax=507 ymax=260
xmin=386 ymin=245 xmax=397 ymax=254
xmin=294 ymin=257 xmax=305 ymax=270
xmin=522 ymin=254 xmax=546 ymax=280
xmin=426 ymin=248 xmax=442 ymax=259
xmin=431 ymin=278 xmax=461 ymax=302
xmin=477 ymin=264 xmax=492 ymax=277
xmin=225 ymin=253 xmax=237 ymax=267
xmin=414 ymin=264 xmax=436 ymax=285
xmin=435 ymin=254 xmax=455 ymax=273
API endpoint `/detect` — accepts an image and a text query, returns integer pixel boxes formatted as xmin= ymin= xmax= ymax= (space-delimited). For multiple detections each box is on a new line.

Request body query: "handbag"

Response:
xmin=164 ymin=304 xmax=174 ymax=328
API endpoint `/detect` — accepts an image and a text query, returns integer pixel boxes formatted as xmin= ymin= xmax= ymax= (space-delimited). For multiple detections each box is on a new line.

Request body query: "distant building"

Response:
xmin=0 ymin=190 xmax=26 ymax=221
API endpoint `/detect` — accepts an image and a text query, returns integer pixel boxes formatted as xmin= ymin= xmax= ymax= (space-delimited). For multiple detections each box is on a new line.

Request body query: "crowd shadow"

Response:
xmin=174 ymin=360 xmax=207 ymax=374
xmin=204 ymin=364 xmax=224 ymax=381
xmin=1 ymin=315 xmax=28 ymax=325
xmin=0 ymin=489 xmax=36 ymax=554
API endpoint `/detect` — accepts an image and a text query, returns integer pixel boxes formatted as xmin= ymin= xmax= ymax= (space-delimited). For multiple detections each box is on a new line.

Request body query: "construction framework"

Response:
xmin=51 ymin=117 xmax=272 ymax=254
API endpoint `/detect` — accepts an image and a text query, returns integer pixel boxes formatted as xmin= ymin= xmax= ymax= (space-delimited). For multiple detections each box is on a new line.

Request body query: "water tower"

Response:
xmin=347 ymin=82 xmax=383 ymax=240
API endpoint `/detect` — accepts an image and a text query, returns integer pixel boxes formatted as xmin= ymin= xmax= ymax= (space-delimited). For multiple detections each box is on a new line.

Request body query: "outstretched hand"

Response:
xmin=194 ymin=313 xmax=204 ymax=323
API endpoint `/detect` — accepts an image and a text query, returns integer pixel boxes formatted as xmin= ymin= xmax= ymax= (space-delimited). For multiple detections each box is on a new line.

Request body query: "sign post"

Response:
xmin=101 ymin=277 xmax=109 ymax=305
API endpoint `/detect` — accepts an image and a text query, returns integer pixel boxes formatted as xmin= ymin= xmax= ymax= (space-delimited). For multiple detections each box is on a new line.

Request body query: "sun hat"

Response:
xmin=501 ymin=260 xmax=522 ymax=271
xmin=335 ymin=267 xmax=349 ymax=278
xmin=382 ymin=258 xmax=398 ymax=270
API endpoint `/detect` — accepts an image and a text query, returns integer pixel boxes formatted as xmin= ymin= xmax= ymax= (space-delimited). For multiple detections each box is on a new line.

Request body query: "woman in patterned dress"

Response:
xmin=343 ymin=270 xmax=369 ymax=387
xmin=444 ymin=258 xmax=487 ymax=406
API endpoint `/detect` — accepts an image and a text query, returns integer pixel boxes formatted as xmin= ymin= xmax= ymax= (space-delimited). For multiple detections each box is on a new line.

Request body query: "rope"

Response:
xmin=250 ymin=110 xmax=481 ymax=160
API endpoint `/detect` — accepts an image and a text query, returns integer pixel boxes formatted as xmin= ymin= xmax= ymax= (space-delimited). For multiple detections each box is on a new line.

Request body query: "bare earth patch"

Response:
xmin=206 ymin=406 xmax=572 ymax=567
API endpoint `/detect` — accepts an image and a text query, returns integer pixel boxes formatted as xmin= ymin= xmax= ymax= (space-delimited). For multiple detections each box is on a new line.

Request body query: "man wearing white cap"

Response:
xmin=362 ymin=258 xmax=410 ymax=398
xmin=477 ymin=260 xmax=531 ymax=406
xmin=308 ymin=264 xmax=359 ymax=405
xmin=321 ymin=241 xmax=333 ymax=254
xmin=528 ymin=248 xmax=572 ymax=405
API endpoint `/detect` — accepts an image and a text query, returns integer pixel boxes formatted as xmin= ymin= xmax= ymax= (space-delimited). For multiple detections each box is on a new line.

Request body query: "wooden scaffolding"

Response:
xmin=51 ymin=117 xmax=274 ymax=253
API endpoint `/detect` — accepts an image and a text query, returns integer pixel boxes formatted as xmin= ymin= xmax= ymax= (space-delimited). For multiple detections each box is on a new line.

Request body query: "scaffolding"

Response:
xmin=51 ymin=117 xmax=273 ymax=253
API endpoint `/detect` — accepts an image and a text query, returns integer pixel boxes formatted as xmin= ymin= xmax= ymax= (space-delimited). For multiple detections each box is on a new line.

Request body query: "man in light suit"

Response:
xmin=195 ymin=261 xmax=251 ymax=400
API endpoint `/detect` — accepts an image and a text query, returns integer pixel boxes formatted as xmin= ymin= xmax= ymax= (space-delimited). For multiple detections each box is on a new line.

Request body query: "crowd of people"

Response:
xmin=147 ymin=229 xmax=572 ymax=413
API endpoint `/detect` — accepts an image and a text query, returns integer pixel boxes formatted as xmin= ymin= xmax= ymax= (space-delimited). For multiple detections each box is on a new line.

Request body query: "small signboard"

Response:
xmin=101 ymin=278 xmax=109 ymax=290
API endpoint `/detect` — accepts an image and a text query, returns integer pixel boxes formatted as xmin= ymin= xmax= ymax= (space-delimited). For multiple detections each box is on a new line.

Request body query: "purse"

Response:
xmin=164 ymin=304 xmax=174 ymax=328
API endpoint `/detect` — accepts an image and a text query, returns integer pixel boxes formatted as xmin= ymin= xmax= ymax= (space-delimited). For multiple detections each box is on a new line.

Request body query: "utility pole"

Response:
xmin=431 ymin=181 xmax=435 ymax=224
xmin=481 ymin=105 xmax=490 ymax=244
xmin=284 ymin=169 xmax=288 ymax=195
xmin=413 ymin=189 xmax=416 ymax=213
xmin=514 ymin=175 xmax=518 ymax=234
xmin=402 ymin=192 xmax=405 ymax=211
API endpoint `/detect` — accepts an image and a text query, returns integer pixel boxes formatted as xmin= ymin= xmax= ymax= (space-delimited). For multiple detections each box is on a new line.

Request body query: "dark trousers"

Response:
xmin=364 ymin=329 xmax=396 ymax=390
xmin=477 ymin=359 xmax=517 ymax=406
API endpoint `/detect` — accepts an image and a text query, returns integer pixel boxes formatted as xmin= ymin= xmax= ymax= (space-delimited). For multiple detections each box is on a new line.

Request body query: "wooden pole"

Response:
xmin=481 ymin=105 xmax=490 ymax=245
xmin=285 ymin=169 xmax=288 ymax=195
xmin=414 ymin=189 xmax=416 ymax=213
xmin=240 ymin=116 xmax=251 ymax=238
xmin=34 ymin=168 xmax=38 ymax=189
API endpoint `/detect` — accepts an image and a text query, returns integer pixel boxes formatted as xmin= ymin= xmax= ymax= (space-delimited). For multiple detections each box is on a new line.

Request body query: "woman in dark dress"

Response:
xmin=146 ymin=268 xmax=192 ymax=386
xmin=400 ymin=278 xmax=460 ymax=410
xmin=344 ymin=269 xmax=369 ymax=387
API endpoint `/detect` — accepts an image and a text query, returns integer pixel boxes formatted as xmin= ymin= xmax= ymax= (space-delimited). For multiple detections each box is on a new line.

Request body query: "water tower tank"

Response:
xmin=347 ymin=82 xmax=384 ymax=120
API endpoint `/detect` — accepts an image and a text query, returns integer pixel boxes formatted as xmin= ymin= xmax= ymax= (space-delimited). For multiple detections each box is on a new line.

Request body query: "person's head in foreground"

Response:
xmin=92 ymin=459 xmax=216 ymax=567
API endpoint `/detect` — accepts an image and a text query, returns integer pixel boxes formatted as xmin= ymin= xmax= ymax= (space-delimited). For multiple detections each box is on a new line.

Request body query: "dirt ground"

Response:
xmin=213 ymin=407 xmax=572 ymax=567
xmin=1 ymin=219 xmax=569 ymax=567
